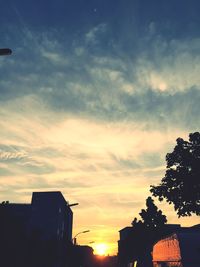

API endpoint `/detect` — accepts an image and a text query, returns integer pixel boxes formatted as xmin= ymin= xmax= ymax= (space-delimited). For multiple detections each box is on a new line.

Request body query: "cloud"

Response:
xmin=134 ymin=38 xmax=200 ymax=92
xmin=110 ymin=154 xmax=141 ymax=170
xmin=0 ymin=26 xmax=199 ymax=130
xmin=0 ymin=166 xmax=13 ymax=176
xmin=0 ymin=144 xmax=55 ymax=175
xmin=0 ymin=145 xmax=27 ymax=162
xmin=85 ymin=23 xmax=107 ymax=45
xmin=0 ymin=29 xmax=199 ymax=232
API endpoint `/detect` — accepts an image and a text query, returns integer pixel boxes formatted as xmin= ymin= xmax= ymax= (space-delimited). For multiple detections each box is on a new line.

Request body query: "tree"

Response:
xmin=150 ymin=132 xmax=200 ymax=217
xmin=129 ymin=197 xmax=167 ymax=267
xmin=132 ymin=197 xmax=167 ymax=229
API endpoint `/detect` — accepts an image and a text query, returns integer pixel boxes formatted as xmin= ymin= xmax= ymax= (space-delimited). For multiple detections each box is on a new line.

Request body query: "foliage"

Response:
xmin=125 ymin=197 xmax=167 ymax=267
xmin=150 ymin=132 xmax=200 ymax=217
xmin=132 ymin=197 xmax=167 ymax=229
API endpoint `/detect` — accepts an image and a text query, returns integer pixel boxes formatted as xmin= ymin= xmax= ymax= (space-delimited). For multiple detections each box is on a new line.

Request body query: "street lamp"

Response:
xmin=0 ymin=48 xmax=12 ymax=56
xmin=73 ymin=230 xmax=90 ymax=245
xmin=68 ymin=203 xmax=79 ymax=207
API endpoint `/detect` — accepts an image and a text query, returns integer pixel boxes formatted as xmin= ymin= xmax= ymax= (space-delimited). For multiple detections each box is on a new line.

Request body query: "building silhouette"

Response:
xmin=0 ymin=191 xmax=73 ymax=267
xmin=152 ymin=225 xmax=200 ymax=267
xmin=29 ymin=191 xmax=73 ymax=242
xmin=118 ymin=224 xmax=200 ymax=267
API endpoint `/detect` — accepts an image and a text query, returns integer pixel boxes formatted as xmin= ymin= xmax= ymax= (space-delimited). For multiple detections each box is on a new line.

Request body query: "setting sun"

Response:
xmin=93 ymin=243 xmax=108 ymax=256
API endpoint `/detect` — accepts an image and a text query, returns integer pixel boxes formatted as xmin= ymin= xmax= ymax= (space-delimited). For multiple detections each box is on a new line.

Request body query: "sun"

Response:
xmin=94 ymin=243 xmax=108 ymax=256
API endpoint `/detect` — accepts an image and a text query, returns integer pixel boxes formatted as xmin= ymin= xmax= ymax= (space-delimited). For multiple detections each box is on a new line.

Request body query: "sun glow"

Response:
xmin=94 ymin=243 xmax=108 ymax=256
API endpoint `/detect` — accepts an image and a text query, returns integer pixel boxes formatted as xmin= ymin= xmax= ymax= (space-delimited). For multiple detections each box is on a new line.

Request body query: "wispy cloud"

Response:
xmin=0 ymin=145 xmax=27 ymax=161
xmin=85 ymin=23 xmax=107 ymax=45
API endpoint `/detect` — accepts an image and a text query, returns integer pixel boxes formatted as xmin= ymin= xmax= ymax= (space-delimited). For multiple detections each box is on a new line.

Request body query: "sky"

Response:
xmin=0 ymin=0 xmax=200 ymax=255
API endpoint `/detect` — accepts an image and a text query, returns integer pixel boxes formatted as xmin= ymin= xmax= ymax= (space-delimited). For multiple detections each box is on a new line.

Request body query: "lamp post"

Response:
xmin=68 ymin=203 xmax=79 ymax=207
xmin=73 ymin=230 xmax=90 ymax=245
xmin=0 ymin=48 xmax=12 ymax=56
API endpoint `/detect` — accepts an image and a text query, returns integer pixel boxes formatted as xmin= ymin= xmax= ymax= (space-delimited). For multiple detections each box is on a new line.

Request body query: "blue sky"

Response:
xmin=0 ymin=0 xmax=200 ymax=254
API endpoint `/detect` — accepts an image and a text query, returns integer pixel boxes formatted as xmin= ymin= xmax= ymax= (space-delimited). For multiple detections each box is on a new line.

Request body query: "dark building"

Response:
xmin=1 ymin=203 xmax=31 ymax=228
xmin=29 ymin=191 xmax=73 ymax=242
xmin=71 ymin=245 xmax=95 ymax=267
xmin=0 ymin=191 xmax=73 ymax=267
xmin=152 ymin=225 xmax=200 ymax=267
xmin=118 ymin=224 xmax=200 ymax=267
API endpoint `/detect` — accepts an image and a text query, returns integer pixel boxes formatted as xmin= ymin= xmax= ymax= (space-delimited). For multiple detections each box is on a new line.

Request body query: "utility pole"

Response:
xmin=73 ymin=230 xmax=90 ymax=245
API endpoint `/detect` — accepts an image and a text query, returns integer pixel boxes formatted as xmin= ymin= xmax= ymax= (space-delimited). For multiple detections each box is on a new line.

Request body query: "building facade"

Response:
xmin=117 ymin=224 xmax=197 ymax=267
xmin=29 ymin=191 xmax=73 ymax=242
xmin=152 ymin=226 xmax=200 ymax=267
xmin=0 ymin=191 xmax=73 ymax=267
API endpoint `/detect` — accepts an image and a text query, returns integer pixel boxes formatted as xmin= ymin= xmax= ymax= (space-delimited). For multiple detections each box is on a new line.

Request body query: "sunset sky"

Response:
xmin=0 ymin=0 xmax=200 ymax=255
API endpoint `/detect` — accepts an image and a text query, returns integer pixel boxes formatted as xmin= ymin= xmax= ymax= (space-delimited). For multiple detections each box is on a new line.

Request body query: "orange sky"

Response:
xmin=0 ymin=113 xmax=200 ymax=255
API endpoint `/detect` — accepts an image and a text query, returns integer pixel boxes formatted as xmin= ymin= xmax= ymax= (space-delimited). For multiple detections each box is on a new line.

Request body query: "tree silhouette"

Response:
xmin=150 ymin=132 xmax=200 ymax=217
xmin=132 ymin=197 xmax=167 ymax=229
xmin=128 ymin=197 xmax=167 ymax=267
